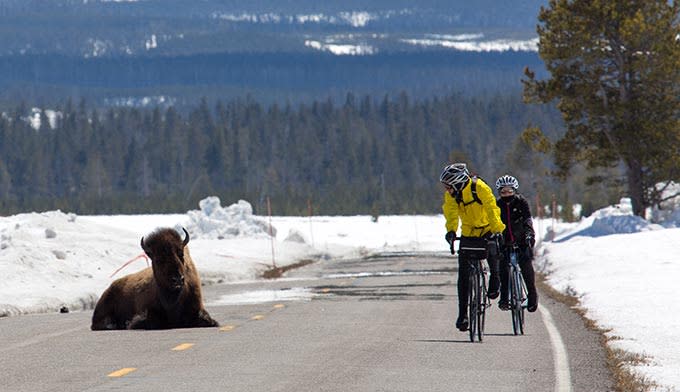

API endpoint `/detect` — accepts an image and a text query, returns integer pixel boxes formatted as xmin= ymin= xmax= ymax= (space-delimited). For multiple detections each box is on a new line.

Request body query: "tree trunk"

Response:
xmin=625 ymin=159 xmax=645 ymax=218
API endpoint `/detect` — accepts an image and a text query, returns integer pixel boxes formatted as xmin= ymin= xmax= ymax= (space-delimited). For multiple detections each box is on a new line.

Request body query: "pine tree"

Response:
xmin=523 ymin=0 xmax=680 ymax=217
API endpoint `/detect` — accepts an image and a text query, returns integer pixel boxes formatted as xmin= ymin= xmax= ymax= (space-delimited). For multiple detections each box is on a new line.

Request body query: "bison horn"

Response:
xmin=182 ymin=227 xmax=190 ymax=246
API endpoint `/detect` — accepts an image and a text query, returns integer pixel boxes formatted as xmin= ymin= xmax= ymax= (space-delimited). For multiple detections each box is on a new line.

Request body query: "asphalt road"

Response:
xmin=0 ymin=252 xmax=613 ymax=391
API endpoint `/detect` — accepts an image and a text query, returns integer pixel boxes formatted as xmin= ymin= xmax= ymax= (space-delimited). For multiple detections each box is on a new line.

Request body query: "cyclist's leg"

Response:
xmin=498 ymin=251 xmax=510 ymax=310
xmin=485 ymin=237 xmax=501 ymax=299
xmin=519 ymin=246 xmax=538 ymax=312
xmin=457 ymin=255 xmax=471 ymax=329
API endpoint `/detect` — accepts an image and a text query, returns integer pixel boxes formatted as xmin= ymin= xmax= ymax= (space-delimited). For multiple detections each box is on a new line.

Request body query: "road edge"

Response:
xmin=536 ymin=273 xmax=657 ymax=391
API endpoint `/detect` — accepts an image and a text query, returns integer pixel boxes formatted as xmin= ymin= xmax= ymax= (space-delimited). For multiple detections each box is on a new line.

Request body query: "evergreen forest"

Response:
xmin=0 ymin=92 xmax=580 ymax=216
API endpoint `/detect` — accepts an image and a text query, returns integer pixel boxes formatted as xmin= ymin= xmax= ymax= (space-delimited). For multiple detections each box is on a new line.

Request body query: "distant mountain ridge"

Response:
xmin=1 ymin=0 xmax=545 ymax=56
xmin=0 ymin=0 xmax=547 ymax=107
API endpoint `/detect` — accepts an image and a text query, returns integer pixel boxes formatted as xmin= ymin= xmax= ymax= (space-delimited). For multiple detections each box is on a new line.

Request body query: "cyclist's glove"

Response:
xmin=445 ymin=231 xmax=456 ymax=254
xmin=490 ymin=232 xmax=504 ymax=249
xmin=525 ymin=235 xmax=535 ymax=248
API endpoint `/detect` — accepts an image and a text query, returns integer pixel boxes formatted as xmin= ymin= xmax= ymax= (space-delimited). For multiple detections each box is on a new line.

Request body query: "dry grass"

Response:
xmin=536 ymin=273 xmax=659 ymax=392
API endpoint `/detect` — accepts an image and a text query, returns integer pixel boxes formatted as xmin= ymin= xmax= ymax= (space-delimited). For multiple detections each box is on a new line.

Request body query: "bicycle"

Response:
xmin=457 ymin=237 xmax=492 ymax=342
xmin=504 ymin=244 xmax=528 ymax=335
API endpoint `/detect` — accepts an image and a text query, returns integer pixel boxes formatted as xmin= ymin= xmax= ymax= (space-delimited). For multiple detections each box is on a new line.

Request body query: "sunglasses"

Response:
xmin=499 ymin=187 xmax=515 ymax=195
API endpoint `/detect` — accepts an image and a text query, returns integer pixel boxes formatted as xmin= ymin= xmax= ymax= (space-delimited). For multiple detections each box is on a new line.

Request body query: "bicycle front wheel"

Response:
xmin=477 ymin=266 xmax=487 ymax=342
xmin=510 ymin=265 xmax=525 ymax=335
xmin=468 ymin=269 xmax=479 ymax=342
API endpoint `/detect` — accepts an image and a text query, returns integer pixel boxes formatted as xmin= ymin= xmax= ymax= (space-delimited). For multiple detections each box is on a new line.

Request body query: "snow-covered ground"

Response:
xmin=0 ymin=196 xmax=678 ymax=390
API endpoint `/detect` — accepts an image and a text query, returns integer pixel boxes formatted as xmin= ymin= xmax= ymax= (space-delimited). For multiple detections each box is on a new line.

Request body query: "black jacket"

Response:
xmin=496 ymin=193 xmax=535 ymax=246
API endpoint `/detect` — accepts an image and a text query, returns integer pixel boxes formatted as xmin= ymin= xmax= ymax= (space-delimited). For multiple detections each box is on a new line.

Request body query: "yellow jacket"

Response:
xmin=442 ymin=177 xmax=505 ymax=237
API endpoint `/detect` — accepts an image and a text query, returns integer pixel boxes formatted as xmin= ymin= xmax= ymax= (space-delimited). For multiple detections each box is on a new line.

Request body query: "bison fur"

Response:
xmin=91 ymin=227 xmax=218 ymax=330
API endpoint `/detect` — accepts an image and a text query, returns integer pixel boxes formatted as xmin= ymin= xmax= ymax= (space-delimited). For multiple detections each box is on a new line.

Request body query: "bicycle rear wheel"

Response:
xmin=468 ymin=269 xmax=479 ymax=342
xmin=510 ymin=265 xmax=525 ymax=335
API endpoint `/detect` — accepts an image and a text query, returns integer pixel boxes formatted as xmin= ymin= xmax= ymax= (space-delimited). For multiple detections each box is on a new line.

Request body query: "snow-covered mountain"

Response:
xmin=0 ymin=0 xmax=545 ymax=57
xmin=0 ymin=0 xmax=547 ymax=106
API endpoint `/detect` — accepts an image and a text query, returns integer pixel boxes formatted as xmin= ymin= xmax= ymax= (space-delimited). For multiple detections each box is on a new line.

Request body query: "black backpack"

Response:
xmin=455 ymin=176 xmax=483 ymax=206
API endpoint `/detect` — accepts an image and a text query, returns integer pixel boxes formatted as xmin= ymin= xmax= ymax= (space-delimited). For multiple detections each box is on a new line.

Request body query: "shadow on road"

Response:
xmin=415 ymin=339 xmax=481 ymax=344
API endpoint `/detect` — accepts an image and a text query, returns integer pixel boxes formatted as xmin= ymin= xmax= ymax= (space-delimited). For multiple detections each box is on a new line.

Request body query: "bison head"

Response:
xmin=141 ymin=228 xmax=190 ymax=298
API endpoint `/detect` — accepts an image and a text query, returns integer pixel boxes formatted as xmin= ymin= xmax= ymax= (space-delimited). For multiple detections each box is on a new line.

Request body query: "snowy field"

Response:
xmin=0 ymin=195 xmax=678 ymax=391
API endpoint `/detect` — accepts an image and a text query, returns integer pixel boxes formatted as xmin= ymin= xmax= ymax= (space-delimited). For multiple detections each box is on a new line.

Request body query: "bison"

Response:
xmin=91 ymin=227 xmax=218 ymax=330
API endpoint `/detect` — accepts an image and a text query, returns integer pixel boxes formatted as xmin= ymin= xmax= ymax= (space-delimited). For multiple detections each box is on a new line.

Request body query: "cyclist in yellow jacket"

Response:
xmin=439 ymin=163 xmax=505 ymax=331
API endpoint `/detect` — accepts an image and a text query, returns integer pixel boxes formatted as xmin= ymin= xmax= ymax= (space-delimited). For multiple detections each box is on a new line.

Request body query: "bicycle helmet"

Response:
xmin=495 ymin=174 xmax=519 ymax=190
xmin=439 ymin=163 xmax=470 ymax=191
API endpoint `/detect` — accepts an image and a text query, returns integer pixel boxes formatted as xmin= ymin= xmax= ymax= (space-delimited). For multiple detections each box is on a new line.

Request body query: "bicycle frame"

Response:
xmin=454 ymin=237 xmax=492 ymax=342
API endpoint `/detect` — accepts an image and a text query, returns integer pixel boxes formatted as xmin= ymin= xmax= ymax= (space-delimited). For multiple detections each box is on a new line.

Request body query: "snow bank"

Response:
xmin=538 ymin=199 xmax=680 ymax=390
xmin=0 ymin=197 xmax=287 ymax=317
xmin=183 ymin=197 xmax=275 ymax=239
xmin=552 ymin=198 xmax=662 ymax=242
xmin=0 ymin=211 xmax=141 ymax=317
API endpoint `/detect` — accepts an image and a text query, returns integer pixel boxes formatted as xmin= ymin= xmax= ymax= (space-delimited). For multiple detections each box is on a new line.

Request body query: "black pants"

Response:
xmin=457 ymin=238 xmax=500 ymax=318
xmin=499 ymin=246 xmax=537 ymax=302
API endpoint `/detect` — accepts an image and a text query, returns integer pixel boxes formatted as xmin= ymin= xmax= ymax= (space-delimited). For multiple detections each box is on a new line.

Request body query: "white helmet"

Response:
xmin=495 ymin=174 xmax=519 ymax=190
xmin=439 ymin=163 xmax=470 ymax=190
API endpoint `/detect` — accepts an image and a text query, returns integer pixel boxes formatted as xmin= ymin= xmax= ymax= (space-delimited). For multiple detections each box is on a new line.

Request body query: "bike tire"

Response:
xmin=468 ymin=268 xmax=479 ymax=342
xmin=510 ymin=266 xmax=519 ymax=335
xmin=477 ymin=264 xmax=486 ymax=342
xmin=511 ymin=266 xmax=524 ymax=335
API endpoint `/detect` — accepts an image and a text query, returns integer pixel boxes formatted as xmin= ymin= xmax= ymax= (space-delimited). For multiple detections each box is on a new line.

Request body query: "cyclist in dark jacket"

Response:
xmin=495 ymin=175 xmax=538 ymax=312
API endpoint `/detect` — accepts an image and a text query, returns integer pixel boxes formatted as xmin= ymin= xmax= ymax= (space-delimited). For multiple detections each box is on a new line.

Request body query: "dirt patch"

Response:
xmin=262 ymin=259 xmax=315 ymax=279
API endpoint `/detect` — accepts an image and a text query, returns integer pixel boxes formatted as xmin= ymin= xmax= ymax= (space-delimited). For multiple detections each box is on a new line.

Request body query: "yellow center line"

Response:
xmin=321 ymin=288 xmax=331 ymax=293
xmin=273 ymin=304 xmax=285 ymax=309
xmin=171 ymin=343 xmax=194 ymax=351
xmin=108 ymin=368 xmax=136 ymax=378
xmin=251 ymin=315 xmax=265 ymax=320
xmin=219 ymin=325 xmax=236 ymax=332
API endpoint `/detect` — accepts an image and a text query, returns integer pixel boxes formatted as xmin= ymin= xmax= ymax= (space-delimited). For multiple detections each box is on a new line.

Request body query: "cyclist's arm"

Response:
xmin=519 ymin=196 xmax=535 ymax=237
xmin=442 ymin=191 xmax=460 ymax=233
xmin=477 ymin=180 xmax=505 ymax=234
